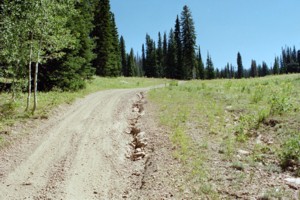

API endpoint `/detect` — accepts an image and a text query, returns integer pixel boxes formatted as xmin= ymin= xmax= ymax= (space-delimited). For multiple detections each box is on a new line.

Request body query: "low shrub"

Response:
xmin=279 ymin=133 xmax=300 ymax=176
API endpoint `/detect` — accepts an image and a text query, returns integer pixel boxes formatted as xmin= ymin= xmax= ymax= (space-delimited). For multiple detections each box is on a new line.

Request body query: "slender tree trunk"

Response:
xmin=32 ymin=45 xmax=40 ymax=114
xmin=11 ymin=66 xmax=16 ymax=102
xmin=25 ymin=37 xmax=33 ymax=111
xmin=11 ymin=60 xmax=20 ymax=102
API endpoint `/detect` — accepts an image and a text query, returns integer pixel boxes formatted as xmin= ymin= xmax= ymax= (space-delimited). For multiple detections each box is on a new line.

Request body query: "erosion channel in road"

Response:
xmin=0 ymin=88 xmax=155 ymax=199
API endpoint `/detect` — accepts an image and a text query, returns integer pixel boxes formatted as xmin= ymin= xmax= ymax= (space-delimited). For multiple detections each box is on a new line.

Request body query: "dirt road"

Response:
xmin=0 ymin=89 xmax=147 ymax=200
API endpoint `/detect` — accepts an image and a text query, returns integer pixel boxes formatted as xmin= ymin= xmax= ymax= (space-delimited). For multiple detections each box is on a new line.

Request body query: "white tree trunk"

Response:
xmin=32 ymin=47 xmax=40 ymax=114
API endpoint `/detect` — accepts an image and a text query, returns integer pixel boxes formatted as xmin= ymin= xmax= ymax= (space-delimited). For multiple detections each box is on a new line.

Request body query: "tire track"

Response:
xmin=0 ymin=89 xmax=145 ymax=200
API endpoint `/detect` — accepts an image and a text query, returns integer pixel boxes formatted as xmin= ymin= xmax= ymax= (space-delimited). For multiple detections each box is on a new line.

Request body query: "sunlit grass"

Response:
xmin=149 ymin=74 xmax=300 ymax=198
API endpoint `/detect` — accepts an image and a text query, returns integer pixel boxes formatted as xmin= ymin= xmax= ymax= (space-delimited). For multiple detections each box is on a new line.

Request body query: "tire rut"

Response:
xmin=0 ymin=89 xmax=148 ymax=200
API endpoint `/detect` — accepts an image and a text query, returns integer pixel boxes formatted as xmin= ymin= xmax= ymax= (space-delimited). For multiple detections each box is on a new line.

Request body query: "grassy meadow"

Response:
xmin=149 ymin=74 xmax=300 ymax=199
xmin=1 ymin=73 xmax=299 ymax=198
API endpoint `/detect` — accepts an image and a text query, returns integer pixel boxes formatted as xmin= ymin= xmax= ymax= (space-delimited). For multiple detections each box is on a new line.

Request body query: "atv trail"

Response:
xmin=0 ymin=89 xmax=146 ymax=199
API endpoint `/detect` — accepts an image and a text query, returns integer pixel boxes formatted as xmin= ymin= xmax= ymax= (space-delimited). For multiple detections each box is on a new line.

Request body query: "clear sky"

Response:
xmin=110 ymin=0 xmax=300 ymax=69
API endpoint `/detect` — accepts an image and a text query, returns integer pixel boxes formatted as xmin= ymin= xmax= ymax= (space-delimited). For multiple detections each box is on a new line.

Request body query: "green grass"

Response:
xmin=280 ymin=132 xmax=300 ymax=176
xmin=149 ymin=74 xmax=300 ymax=198
xmin=0 ymin=76 xmax=169 ymax=132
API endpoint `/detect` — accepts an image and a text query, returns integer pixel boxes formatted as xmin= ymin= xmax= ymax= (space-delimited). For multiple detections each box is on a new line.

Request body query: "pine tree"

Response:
xmin=174 ymin=15 xmax=183 ymax=79
xmin=196 ymin=47 xmax=205 ymax=79
xmin=134 ymin=52 xmax=143 ymax=76
xmin=162 ymin=32 xmax=168 ymax=73
xmin=142 ymin=44 xmax=146 ymax=75
xmin=110 ymin=13 xmax=121 ymax=76
xmin=279 ymin=46 xmax=300 ymax=73
xmin=180 ymin=6 xmax=196 ymax=80
xmin=262 ymin=62 xmax=269 ymax=76
xmin=280 ymin=48 xmax=287 ymax=74
xmin=237 ymin=52 xmax=243 ymax=78
xmin=39 ymin=1 xmax=96 ymax=91
xmin=292 ymin=46 xmax=297 ymax=63
xmin=166 ymin=29 xmax=177 ymax=79
xmin=120 ymin=36 xmax=127 ymax=76
xmin=206 ymin=53 xmax=215 ymax=79
xmin=257 ymin=64 xmax=262 ymax=77
xmin=224 ymin=63 xmax=230 ymax=79
xmin=127 ymin=48 xmax=135 ymax=77
xmin=297 ymin=50 xmax=300 ymax=73
xmin=230 ymin=64 xmax=235 ymax=79
xmin=250 ymin=60 xmax=257 ymax=77
xmin=273 ymin=56 xmax=280 ymax=75
xmin=144 ymin=34 xmax=157 ymax=77
xmin=157 ymin=32 xmax=164 ymax=77
xmin=215 ymin=68 xmax=220 ymax=78
xmin=93 ymin=0 xmax=117 ymax=76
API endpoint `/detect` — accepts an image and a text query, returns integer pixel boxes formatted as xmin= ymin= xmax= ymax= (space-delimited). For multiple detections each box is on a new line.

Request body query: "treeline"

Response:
xmin=141 ymin=33 xmax=300 ymax=80
xmin=0 ymin=0 xmax=135 ymax=113
xmin=138 ymin=6 xmax=300 ymax=80
xmin=218 ymin=46 xmax=300 ymax=79
xmin=141 ymin=6 xmax=199 ymax=80
xmin=1 ymin=0 xmax=299 ymax=110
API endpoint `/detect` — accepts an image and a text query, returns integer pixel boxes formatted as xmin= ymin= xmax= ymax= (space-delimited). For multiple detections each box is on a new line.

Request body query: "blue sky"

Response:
xmin=110 ymin=0 xmax=300 ymax=69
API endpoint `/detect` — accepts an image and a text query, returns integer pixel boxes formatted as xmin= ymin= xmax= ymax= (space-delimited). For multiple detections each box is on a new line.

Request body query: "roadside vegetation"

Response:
xmin=0 ymin=77 xmax=168 ymax=143
xmin=149 ymin=74 xmax=300 ymax=199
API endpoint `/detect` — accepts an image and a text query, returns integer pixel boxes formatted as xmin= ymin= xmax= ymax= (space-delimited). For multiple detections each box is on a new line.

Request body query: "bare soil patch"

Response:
xmin=0 ymin=89 xmax=143 ymax=199
xmin=0 ymin=88 xmax=183 ymax=200
xmin=125 ymin=93 xmax=185 ymax=200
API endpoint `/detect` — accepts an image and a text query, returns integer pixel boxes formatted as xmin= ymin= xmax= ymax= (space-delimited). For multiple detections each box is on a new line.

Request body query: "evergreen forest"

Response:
xmin=0 ymin=0 xmax=299 ymax=112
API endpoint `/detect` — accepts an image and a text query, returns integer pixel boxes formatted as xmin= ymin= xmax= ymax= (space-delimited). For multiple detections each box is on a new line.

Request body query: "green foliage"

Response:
xmin=1 ymin=0 xmax=79 ymax=112
xmin=0 ymin=101 xmax=18 ymax=117
xmin=281 ymin=46 xmax=300 ymax=74
xmin=205 ymin=53 xmax=215 ymax=79
xmin=39 ymin=0 xmax=96 ymax=91
xmin=224 ymin=80 xmax=232 ymax=90
xmin=196 ymin=47 xmax=205 ymax=79
xmin=0 ymin=77 xmax=169 ymax=132
xmin=0 ymin=0 xmax=31 ymax=84
xmin=110 ymin=13 xmax=122 ymax=76
xmin=221 ymin=136 xmax=235 ymax=159
xmin=127 ymin=48 xmax=136 ymax=77
xmin=269 ymin=94 xmax=292 ymax=116
xmin=237 ymin=52 xmax=243 ymax=78
xmin=120 ymin=36 xmax=127 ymax=76
xmin=156 ymin=32 xmax=164 ymax=77
xmin=231 ymin=162 xmax=245 ymax=171
xmin=171 ymin=127 xmax=190 ymax=162
xmin=181 ymin=5 xmax=196 ymax=80
xmin=251 ymin=85 xmax=264 ymax=103
xmin=143 ymin=6 xmax=197 ymax=80
xmin=174 ymin=16 xmax=183 ymax=79
xmin=250 ymin=60 xmax=258 ymax=77
xmin=92 ymin=0 xmax=120 ymax=76
xmin=165 ymin=29 xmax=177 ymax=79
xmin=279 ymin=133 xmax=300 ymax=175
xmin=169 ymin=80 xmax=179 ymax=87
xmin=150 ymin=74 xmax=300 ymax=198
xmin=261 ymin=62 xmax=269 ymax=77
xmin=144 ymin=34 xmax=157 ymax=77
xmin=257 ymin=109 xmax=270 ymax=124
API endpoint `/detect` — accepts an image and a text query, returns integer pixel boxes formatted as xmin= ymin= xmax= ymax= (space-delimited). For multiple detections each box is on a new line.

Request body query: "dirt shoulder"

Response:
xmin=124 ymin=93 xmax=185 ymax=200
xmin=0 ymin=89 xmax=141 ymax=199
xmin=0 ymin=88 xmax=182 ymax=200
